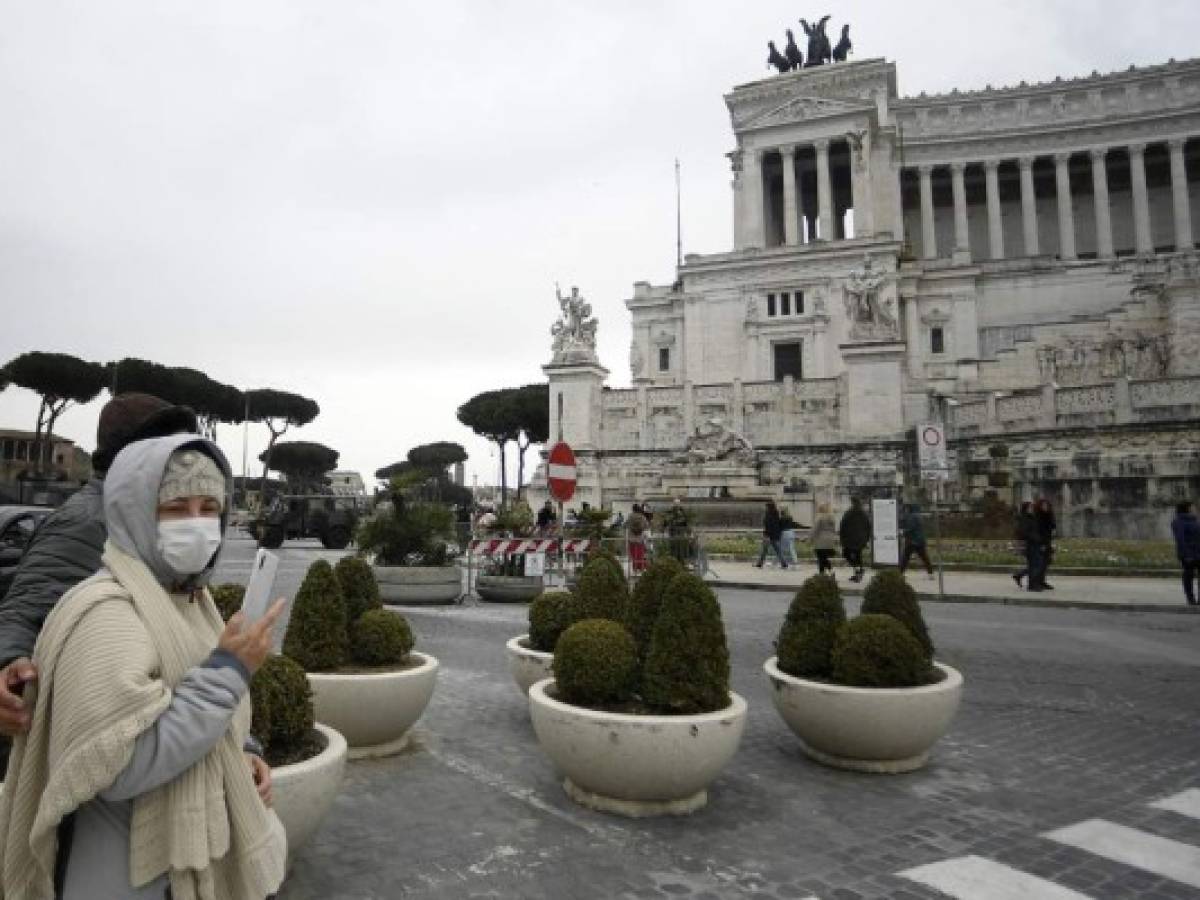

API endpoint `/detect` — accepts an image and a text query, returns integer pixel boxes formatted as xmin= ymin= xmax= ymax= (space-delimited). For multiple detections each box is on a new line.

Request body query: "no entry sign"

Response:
xmin=547 ymin=441 xmax=577 ymax=502
xmin=918 ymin=422 xmax=949 ymax=480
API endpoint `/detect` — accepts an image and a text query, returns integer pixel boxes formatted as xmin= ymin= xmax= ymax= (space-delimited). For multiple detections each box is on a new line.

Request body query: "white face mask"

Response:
xmin=157 ymin=517 xmax=223 ymax=575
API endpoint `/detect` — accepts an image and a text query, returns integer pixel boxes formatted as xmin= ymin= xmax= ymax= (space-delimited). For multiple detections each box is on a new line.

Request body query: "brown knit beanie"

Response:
xmin=158 ymin=449 xmax=227 ymax=511
xmin=94 ymin=393 xmax=199 ymax=473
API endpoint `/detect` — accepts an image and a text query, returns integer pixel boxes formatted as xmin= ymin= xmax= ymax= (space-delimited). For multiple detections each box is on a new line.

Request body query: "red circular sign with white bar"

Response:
xmin=547 ymin=441 xmax=577 ymax=502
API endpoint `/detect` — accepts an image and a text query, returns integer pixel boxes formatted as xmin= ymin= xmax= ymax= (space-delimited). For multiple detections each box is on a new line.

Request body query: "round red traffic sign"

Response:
xmin=547 ymin=442 xmax=577 ymax=502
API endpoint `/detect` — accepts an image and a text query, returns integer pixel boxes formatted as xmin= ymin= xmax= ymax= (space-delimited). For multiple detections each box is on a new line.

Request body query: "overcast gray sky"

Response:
xmin=2 ymin=0 xmax=1198 ymax=491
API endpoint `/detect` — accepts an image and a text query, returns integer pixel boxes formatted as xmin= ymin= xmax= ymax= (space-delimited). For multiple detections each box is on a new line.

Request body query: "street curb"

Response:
xmin=707 ymin=579 xmax=1199 ymax=615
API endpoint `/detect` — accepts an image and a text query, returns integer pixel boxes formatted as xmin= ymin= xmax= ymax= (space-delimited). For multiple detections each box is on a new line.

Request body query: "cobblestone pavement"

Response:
xmin=256 ymin=561 xmax=1200 ymax=900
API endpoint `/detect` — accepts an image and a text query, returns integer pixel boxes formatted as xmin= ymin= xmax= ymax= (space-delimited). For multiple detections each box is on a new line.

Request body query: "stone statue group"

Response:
xmin=767 ymin=16 xmax=851 ymax=74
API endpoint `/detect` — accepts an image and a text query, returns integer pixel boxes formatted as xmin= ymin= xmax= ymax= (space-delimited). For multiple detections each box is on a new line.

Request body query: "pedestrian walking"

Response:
xmin=899 ymin=503 xmax=935 ymax=579
xmin=1171 ymin=500 xmax=1200 ymax=606
xmin=1012 ymin=501 xmax=1043 ymax=591
xmin=536 ymin=499 xmax=556 ymax=534
xmin=627 ymin=503 xmax=649 ymax=573
xmin=779 ymin=507 xmax=799 ymax=567
xmin=0 ymin=435 xmax=287 ymax=899
xmin=810 ymin=503 xmax=838 ymax=575
xmin=754 ymin=500 xmax=788 ymax=569
xmin=838 ymin=496 xmax=871 ymax=582
xmin=1034 ymin=497 xmax=1056 ymax=590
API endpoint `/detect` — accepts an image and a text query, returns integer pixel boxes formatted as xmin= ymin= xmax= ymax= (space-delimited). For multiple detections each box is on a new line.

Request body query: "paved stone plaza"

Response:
xmin=215 ymin=539 xmax=1200 ymax=899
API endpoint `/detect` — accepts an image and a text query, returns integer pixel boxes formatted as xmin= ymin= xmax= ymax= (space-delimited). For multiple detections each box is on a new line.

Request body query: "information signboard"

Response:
xmin=872 ymin=498 xmax=900 ymax=566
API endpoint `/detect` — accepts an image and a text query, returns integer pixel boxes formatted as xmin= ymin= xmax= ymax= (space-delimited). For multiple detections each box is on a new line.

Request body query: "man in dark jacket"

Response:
xmin=899 ymin=503 xmax=934 ymax=578
xmin=754 ymin=500 xmax=788 ymax=569
xmin=1171 ymin=501 xmax=1200 ymax=606
xmin=1012 ymin=501 xmax=1042 ymax=591
xmin=0 ymin=395 xmax=198 ymax=750
xmin=838 ymin=497 xmax=871 ymax=582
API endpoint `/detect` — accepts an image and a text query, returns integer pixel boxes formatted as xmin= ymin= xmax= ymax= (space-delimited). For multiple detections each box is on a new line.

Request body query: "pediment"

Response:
xmin=738 ymin=94 xmax=874 ymax=129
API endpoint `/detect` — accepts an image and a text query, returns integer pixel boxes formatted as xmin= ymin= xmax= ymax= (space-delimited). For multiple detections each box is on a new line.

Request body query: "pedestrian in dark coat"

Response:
xmin=899 ymin=504 xmax=934 ymax=578
xmin=1033 ymin=497 xmax=1056 ymax=589
xmin=1171 ymin=501 xmax=1200 ymax=606
xmin=838 ymin=497 xmax=871 ymax=582
xmin=754 ymin=500 xmax=788 ymax=569
xmin=1012 ymin=501 xmax=1043 ymax=591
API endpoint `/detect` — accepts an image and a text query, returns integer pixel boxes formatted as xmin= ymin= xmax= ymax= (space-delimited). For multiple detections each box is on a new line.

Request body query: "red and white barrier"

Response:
xmin=468 ymin=539 xmax=591 ymax=555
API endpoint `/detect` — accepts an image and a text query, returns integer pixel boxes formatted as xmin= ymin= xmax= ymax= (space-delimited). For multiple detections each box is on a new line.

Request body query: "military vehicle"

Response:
xmin=249 ymin=493 xmax=360 ymax=550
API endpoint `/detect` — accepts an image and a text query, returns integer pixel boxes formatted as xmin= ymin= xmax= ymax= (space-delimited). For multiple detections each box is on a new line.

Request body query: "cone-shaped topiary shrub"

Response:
xmin=250 ymin=654 xmax=314 ymax=766
xmin=860 ymin=570 xmax=934 ymax=660
xmin=350 ymin=608 xmax=413 ymax=666
xmin=574 ymin=555 xmax=629 ymax=623
xmin=626 ymin=556 xmax=686 ymax=662
xmin=641 ymin=573 xmax=731 ymax=714
xmin=528 ymin=590 xmax=575 ymax=652
xmin=283 ymin=559 xmax=349 ymax=672
xmin=335 ymin=556 xmax=382 ymax=626
xmin=553 ymin=619 xmax=638 ymax=706
xmin=775 ymin=574 xmax=846 ymax=679
xmin=210 ymin=583 xmax=244 ymax=622
xmin=584 ymin=545 xmax=624 ymax=577
xmin=830 ymin=614 xmax=931 ymax=688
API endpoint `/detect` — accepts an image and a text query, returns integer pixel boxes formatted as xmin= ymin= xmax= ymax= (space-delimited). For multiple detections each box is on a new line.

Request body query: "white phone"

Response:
xmin=240 ymin=549 xmax=281 ymax=624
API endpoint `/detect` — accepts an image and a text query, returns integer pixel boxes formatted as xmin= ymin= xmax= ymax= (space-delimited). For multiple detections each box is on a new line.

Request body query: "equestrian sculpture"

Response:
xmin=799 ymin=16 xmax=832 ymax=67
xmin=784 ymin=29 xmax=804 ymax=70
xmin=832 ymin=23 xmax=852 ymax=62
xmin=767 ymin=40 xmax=790 ymax=74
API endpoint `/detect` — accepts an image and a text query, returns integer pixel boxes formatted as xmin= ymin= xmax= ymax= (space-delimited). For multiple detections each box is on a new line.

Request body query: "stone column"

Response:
xmin=1168 ymin=138 xmax=1194 ymax=251
xmin=781 ymin=145 xmax=800 ymax=246
xmin=950 ymin=162 xmax=970 ymax=259
xmin=1129 ymin=143 xmax=1153 ymax=255
xmin=918 ymin=164 xmax=937 ymax=259
xmin=850 ymin=133 xmax=871 ymax=238
xmin=1019 ymin=156 xmax=1040 ymax=256
xmin=984 ymin=159 xmax=1004 ymax=260
xmin=1090 ymin=147 xmax=1114 ymax=259
xmin=815 ymin=139 xmax=834 ymax=241
xmin=903 ymin=294 xmax=921 ymax=376
xmin=1054 ymin=153 xmax=1077 ymax=261
xmin=743 ymin=149 xmax=765 ymax=249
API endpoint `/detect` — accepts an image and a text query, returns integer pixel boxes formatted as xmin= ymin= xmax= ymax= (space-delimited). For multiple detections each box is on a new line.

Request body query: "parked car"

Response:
xmin=248 ymin=493 xmax=359 ymax=550
xmin=0 ymin=505 xmax=53 ymax=600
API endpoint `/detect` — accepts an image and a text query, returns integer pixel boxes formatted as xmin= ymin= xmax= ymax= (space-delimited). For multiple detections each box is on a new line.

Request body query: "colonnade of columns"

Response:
xmin=908 ymin=139 xmax=1195 ymax=262
xmin=743 ymin=137 xmax=865 ymax=248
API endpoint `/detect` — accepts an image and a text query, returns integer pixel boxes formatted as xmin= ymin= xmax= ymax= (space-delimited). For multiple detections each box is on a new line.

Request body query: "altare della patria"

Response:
xmin=532 ymin=22 xmax=1200 ymax=540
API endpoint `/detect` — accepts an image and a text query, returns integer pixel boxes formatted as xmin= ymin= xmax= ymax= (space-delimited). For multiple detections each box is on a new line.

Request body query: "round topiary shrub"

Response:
xmin=584 ymin=546 xmax=624 ymax=578
xmin=210 ymin=583 xmax=245 ymax=622
xmin=350 ymin=608 xmax=414 ymax=666
xmin=574 ymin=555 xmax=629 ymax=623
xmin=250 ymin=654 xmax=314 ymax=766
xmin=283 ymin=559 xmax=349 ymax=672
xmin=641 ymin=573 xmax=731 ymax=715
xmin=553 ymin=619 xmax=638 ymax=707
xmin=334 ymin=555 xmax=382 ymax=626
xmin=860 ymin=570 xmax=934 ymax=660
xmin=775 ymin=574 xmax=846 ymax=679
xmin=528 ymin=591 xmax=575 ymax=653
xmin=830 ymin=615 xmax=930 ymax=688
xmin=626 ymin=556 xmax=686 ymax=662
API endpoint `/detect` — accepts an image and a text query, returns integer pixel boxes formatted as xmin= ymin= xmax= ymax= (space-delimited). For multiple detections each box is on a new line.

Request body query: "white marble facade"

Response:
xmin=538 ymin=57 xmax=1200 ymax=537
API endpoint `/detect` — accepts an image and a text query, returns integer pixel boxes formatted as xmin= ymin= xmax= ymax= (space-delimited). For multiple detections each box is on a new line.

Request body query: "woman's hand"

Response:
xmin=218 ymin=599 xmax=286 ymax=674
xmin=246 ymin=752 xmax=273 ymax=806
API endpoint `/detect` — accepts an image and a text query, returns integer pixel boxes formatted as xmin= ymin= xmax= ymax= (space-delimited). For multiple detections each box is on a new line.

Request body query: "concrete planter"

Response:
xmin=271 ymin=722 xmax=348 ymax=855
xmin=505 ymin=634 xmax=553 ymax=695
xmin=307 ymin=652 xmax=439 ymax=759
xmin=476 ymin=574 xmax=545 ymax=603
xmin=528 ymin=678 xmax=747 ymax=817
xmin=374 ymin=565 xmax=462 ymax=605
xmin=764 ymin=657 xmax=963 ymax=774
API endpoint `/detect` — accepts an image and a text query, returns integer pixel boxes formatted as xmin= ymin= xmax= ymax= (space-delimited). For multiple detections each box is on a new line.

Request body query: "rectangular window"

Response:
xmin=931 ymin=327 xmax=945 ymax=355
xmin=658 ymin=347 xmax=670 ymax=372
xmin=795 ymin=291 xmax=804 ymax=314
xmin=773 ymin=342 xmax=803 ymax=381
xmin=766 ymin=293 xmax=776 ymax=317
xmin=780 ymin=292 xmax=791 ymax=316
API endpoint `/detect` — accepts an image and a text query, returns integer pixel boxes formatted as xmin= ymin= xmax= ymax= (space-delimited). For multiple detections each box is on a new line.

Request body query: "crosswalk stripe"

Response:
xmin=1150 ymin=789 xmax=1200 ymax=820
xmin=1045 ymin=819 xmax=1200 ymax=889
xmin=898 ymin=855 xmax=1094 ymax=899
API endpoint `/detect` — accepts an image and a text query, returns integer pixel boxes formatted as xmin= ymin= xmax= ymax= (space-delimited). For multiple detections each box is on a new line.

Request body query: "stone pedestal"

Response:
xmin=839 ymin=341 xmax=907 ymax=435
xmin=543 ymin=361 xmax=610 ymax=451
xmin=660 ymin=464 xmax=763 ymax=498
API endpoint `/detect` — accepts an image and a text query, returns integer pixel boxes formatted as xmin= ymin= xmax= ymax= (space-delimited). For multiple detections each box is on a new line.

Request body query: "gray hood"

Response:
xmin=104 ymin=433 xmax=234 ymax=588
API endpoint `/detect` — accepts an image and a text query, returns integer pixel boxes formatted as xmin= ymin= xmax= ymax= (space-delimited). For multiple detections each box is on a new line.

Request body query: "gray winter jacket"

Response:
xmin=0 ymin=479 xmax=105 ymax=668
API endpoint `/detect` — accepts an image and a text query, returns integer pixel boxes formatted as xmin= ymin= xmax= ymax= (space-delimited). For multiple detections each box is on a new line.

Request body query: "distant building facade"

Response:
xmin=535 ymin=57 xmax=1200 ymax=539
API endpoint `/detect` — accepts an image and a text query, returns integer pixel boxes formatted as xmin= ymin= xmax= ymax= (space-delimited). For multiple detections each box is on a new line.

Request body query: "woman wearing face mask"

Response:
xmin=0 ymin=435 xmax=287 ymax=899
